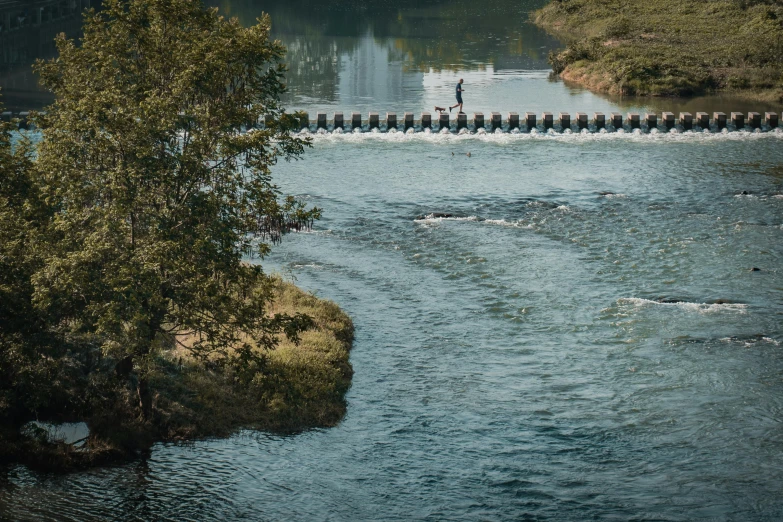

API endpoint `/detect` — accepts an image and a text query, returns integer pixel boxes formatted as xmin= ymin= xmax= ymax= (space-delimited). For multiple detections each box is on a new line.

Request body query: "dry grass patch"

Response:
xmin=152 ymin=277 xmax=354 ymax=438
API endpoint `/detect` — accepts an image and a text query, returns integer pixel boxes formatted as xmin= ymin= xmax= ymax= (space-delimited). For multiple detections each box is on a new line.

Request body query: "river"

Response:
xmin=2 ymin=0 xmax=783 ymax=520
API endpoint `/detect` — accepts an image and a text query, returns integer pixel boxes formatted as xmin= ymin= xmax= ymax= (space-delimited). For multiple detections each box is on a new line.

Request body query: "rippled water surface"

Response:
xmin=3 ymin=0 xmax=783 ymax=520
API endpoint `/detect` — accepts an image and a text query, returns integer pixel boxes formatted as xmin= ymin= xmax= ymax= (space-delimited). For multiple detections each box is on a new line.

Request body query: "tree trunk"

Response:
xmin=137 ymin=377 xmax=152 ymax=422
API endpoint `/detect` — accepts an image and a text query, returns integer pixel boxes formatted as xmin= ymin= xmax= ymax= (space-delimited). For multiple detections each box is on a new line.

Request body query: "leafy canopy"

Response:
xmin=31 ymin=0 xmax=319 ymax=392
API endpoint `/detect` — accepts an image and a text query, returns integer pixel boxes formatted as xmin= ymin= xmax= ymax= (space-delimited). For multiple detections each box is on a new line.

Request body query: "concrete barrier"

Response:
xmin=542 ymin=112 xmax=553 ymax=129
xmin=404 ymin=112 xmax=414 ymax=131
xmin=662 ymin=112 xmax=674 ymax=130
xmin=457 ymin=112 xmax=467 ymax=131
xmin=679 ymin=112 xmax=692 ymax=130
xmin=86 ymin=108 xmax=783 ymax=135
xmin=559 ymin=112 xmax=570 ymax=131
xmin=730 ymin=112 xmax=744 ymax=129
xmin=713 ymin=112 xmax=726 ymax=129
xmin=747 ymin=112 xmax=760 ymax=129
xmin=491 ymin=112 xmax=501 ymax=131
xmin=610 ymin=112 xmax=622 ymax=129
xmin=508 ymin=112 xmax=519 ymax=130
xmin=594 ymin=112 xmax=605 ymax=130
xmin=439 ymin=112 xmax=449 ymax=130
xmin=421 ymin=112 xmax=432 ymax=129
xmin=525 ymin=112 xmax=536 ymax=130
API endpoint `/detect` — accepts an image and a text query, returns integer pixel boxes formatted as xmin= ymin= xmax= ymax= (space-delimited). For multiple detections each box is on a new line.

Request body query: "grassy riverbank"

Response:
xmin=1 ymin=278 xmax=354 ymax=470
xmin=533 ymin=0 xmax=783 ymax=102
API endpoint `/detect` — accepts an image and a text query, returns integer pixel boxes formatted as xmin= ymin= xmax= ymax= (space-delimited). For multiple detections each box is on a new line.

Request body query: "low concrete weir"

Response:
xmin=491 ymin=112 xmax=501 ymax=131
xmin=4 ymin=109 xmax=780 ymax=133
xmin=508 ymin=112 xmax=519 ymax=130
xmin=438 ymin=112 xmax=449 ymax=130
xmin=559 ymin=112 xmax=570 ymax=130
xmin=662 ymin=112 xmax=675 ymax=130
xmin=680 ymin=112 xmax=693 ymax=130
xmin=404 ymin=112 xmax=414 ymax=130
xmin=525 ymin=112 xmax=536 ymax=130
xmin=421 ymin=112 xmax=432 ymax=129
xmin=748 ymin=112 xmax=760 ymax=129
xmin=457 ymin=113 xmax=467 ymax=131
xmin=731 ymin=112 xmax=744 ymax=129
xmin=543 ymin=112 xmax=553 ymax=130
xmin=714 ymin=112 xmax=727 ymax=129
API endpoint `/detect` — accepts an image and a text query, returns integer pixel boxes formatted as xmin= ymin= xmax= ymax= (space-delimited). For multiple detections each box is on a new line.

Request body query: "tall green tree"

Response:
xmin=0 ymin=105 xmax=83 ymax=425
xmin=32 ymin=0 xmax=319 ymax=419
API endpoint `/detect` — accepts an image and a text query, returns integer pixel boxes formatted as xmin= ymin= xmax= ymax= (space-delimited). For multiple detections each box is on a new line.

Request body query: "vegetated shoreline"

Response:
xmin=532 ymin=0 xmax=783 ymax=103
xmin=0 ymin=278 xmax=354 ymax=472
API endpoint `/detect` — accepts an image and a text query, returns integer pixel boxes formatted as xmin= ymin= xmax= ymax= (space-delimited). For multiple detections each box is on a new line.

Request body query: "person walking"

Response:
xmin=449 ymin=79 xmax=464 ymax=113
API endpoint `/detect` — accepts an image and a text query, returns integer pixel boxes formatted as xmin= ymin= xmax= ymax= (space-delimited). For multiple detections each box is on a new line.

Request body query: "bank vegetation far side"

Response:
xmin=533 ymin=0 xmax=783 ymax=102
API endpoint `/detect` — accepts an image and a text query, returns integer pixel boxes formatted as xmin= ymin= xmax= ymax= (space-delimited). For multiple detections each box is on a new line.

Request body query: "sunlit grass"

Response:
xmin=153 ymin=277 xmax=354 ymax=437
xmin=533 ymin=0 xmax=783 ymax=101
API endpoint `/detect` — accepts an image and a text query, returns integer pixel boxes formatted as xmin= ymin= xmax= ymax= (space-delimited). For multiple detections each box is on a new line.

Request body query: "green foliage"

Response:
xmin=1 ymin=0 xmax=349 ymax=467
xmin=151 ymin=280 xmax=354 ymax=438
xmin=0 ymin=107 xmax=76 ymax=424
xmin=534 ymin=0 xmax=783 ymax=98
xmin=29 ymin=0 xmax=320 ymax=419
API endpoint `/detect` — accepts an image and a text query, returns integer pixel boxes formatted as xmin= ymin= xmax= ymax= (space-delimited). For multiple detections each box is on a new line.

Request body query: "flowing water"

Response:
xmin=2 ymin=1 xmax=783 ymax=520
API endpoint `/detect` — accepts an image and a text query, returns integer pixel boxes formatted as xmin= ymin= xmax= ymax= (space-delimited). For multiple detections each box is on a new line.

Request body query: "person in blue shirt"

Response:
xmin=449 ymin=79 xmax=464 ymax=113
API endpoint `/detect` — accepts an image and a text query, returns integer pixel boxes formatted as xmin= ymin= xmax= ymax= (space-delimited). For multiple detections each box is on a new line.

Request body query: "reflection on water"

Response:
xmin=204 ymin=0 xmax=563 ymax=113
xmin=0 ymin=0 xmax=99 ymax=111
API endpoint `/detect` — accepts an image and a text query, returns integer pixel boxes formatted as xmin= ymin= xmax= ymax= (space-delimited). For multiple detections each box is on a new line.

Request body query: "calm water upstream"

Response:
xmin=2 ymin=1 xmax=783 ymax=520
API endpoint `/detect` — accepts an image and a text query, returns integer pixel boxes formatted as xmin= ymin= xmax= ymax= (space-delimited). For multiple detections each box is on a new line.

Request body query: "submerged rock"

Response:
xmin=415 ymin=212 xmax=454 ymax=220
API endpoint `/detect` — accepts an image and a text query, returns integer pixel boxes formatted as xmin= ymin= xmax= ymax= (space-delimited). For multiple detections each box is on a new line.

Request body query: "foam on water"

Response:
xmin=414 ymin=214 xmax=480 ymax=223
xmin=299 ymin=127 xmax=783 ymax=144
xmin=617 ymin=297 xmax=749 ymax=314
